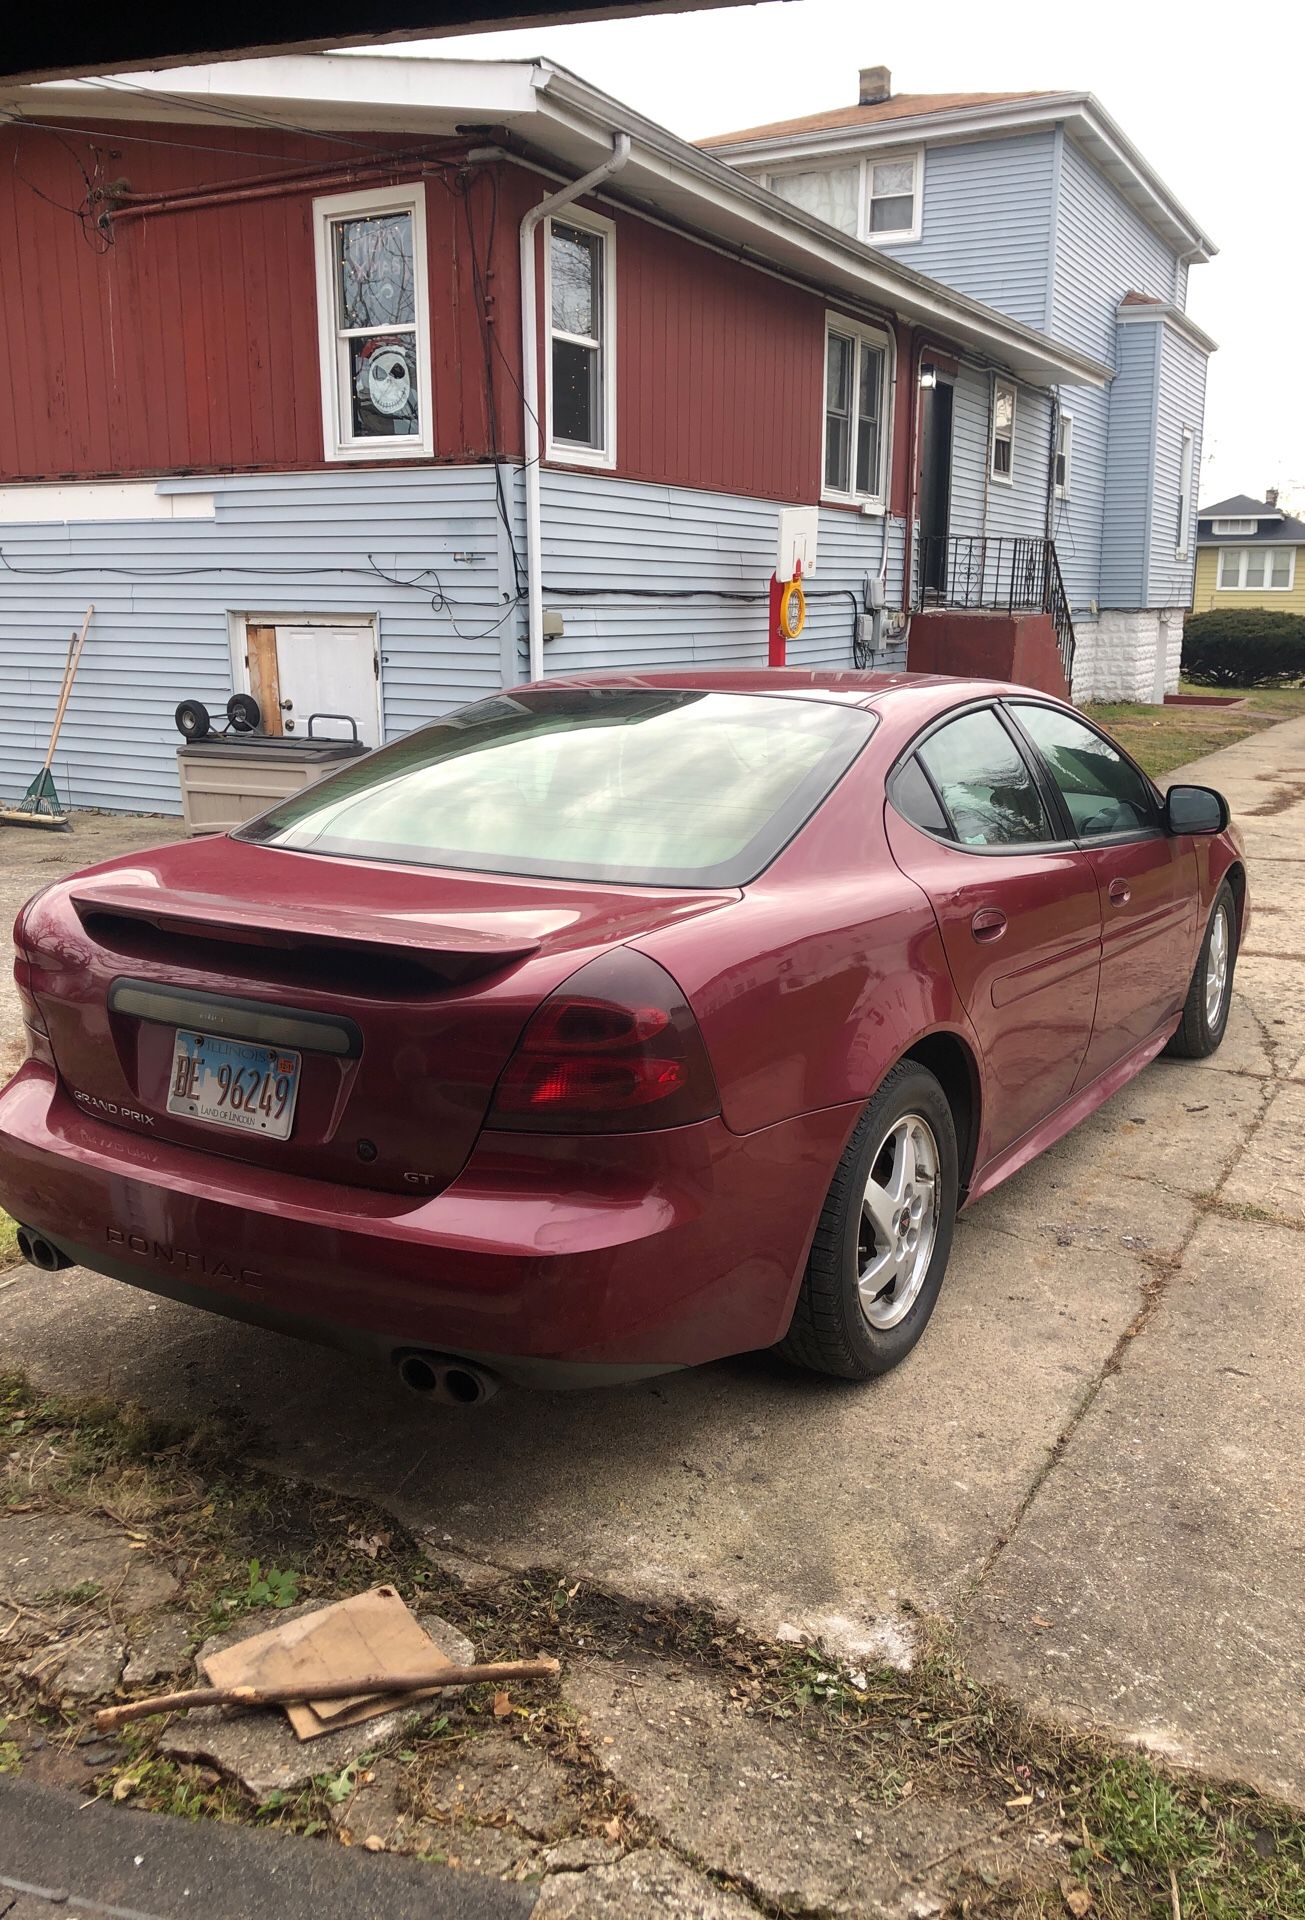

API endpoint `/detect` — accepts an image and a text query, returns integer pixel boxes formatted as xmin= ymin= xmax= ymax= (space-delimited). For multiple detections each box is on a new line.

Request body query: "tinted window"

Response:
xmin=917 ymin=709 xmax=1051 ymax=848
xmin=1012 ymin=704 xmax=1155 ymax=839
xmin=238 ymin=689 xmax=875 ymax=888
xmin=891 ymin=755 xmax=950 ymax=836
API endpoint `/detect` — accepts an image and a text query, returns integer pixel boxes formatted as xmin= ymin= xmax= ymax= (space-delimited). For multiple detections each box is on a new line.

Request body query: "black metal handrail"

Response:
xmin=914 ymin=534 xmax=1075 ymax=684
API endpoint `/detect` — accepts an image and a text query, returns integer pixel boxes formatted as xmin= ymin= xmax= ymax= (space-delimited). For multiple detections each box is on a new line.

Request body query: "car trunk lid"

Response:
xmin=26 ymin=837 xmax=736 ymax=1195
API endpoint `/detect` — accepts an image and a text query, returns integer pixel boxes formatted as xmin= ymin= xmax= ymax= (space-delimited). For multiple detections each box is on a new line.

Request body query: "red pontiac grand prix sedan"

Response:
xmin=1 ymin=672 xmax=1244 ymax=1402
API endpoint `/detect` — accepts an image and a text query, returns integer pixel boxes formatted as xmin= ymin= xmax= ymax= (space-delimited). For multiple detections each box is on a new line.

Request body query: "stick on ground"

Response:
xmin=95 ymin=1657 xmax=560 ymax=1732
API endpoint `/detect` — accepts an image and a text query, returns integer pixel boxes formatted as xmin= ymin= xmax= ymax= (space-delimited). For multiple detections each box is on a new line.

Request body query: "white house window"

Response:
xmin=822 ymin=318 xmax=888 ymax=505
xmin=768 ymin=165 xmax=859 ymax=235
xmin=1176 ymin=428 xmax=1194 ymax=558
xmin=867 ymin=153 xmax=921 ymax=240
xmin=765 ymin=153 xmax=921 ymax=244
xmin=313 ymin=184 xmax=432 ymax=461
xmin=1218 ymin=547 xmax=1295 ymax=591
xmin=1212 ymin=517 xmax=1255 ymax=535
xmin=546 ymin=213 xmax=616 ymax=466
xmin=1054 ymin=412 xmax=1073 ymax=498
xmin=991 ymin=379 xmax=1016 ymax=483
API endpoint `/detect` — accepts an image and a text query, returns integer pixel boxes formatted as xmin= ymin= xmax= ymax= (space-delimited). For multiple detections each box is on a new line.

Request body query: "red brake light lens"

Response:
xmin=486 ymin=949 xmax=719 ymax=1133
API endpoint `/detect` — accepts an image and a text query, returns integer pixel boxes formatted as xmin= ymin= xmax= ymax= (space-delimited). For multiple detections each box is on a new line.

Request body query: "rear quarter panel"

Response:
xmin=635 ymin=742 xmax=975 ymax=1137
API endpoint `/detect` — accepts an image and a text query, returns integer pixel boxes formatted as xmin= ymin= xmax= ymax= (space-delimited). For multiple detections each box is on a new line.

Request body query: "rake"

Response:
xmin=1 ymin=605 xmax=93 ymax=831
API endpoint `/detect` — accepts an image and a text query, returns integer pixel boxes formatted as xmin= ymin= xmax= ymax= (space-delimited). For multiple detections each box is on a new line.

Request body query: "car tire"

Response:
xmin=776 ymin=1059 xmax=959 ymax=1381
xmin=1164 ymin=880 xmax=1238 ymax=1060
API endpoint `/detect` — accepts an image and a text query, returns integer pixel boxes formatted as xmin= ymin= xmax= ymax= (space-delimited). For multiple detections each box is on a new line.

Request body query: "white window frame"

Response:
xmin=1175 ymin=427 xmax=1195 ymax=559
xmin=1054 ymin=410 xmax=1073 ymax=499
xmin=1212 ymin=517 xmax=1255 ymax=535
xmin=1217 ymin=546 xmax=1296 ymax=592
xmin=820 ymin=313 xmax=891 ymax=511
xmin=990 ymin=378 xmax=1017 ymax=486
xmin=313 ymin=182 xmax=433 ymax=464
xmin=544 ymin=208 xmax=617 ymax=471
xmin=763 ymin=149 xmax=922 ymax=245
xmin=862 ymin=148 xmax=923 ymax=244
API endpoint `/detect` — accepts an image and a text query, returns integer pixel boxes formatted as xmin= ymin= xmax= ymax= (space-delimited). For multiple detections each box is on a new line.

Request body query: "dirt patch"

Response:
xmin=1243 ymin=779 xmax=1305 ymax=817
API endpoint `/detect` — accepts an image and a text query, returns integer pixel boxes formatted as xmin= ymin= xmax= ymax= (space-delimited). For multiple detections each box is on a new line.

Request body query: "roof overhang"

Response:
xmin=1 ymin=54 xmax=1111 ymax=391
xmin=1116 ymin=300 xmax=1217 ymax=356
xmin=0 ymin=0 xmax=750 ymax=88
xmin=706 ymin=93 xmax=1216 ymax=265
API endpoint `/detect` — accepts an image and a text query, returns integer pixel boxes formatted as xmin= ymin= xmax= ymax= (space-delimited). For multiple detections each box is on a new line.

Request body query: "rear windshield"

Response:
xmin=237 ymin=688 xmax=875 ymax=887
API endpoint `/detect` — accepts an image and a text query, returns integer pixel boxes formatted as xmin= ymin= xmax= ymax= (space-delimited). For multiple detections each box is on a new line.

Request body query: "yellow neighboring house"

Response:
xmin=1193 ymin=490 xmax=1305 ymax=613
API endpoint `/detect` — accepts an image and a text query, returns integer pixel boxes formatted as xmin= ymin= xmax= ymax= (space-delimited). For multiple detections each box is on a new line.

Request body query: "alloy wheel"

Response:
xmin=1205 ymin=903 xmax=1230 ymax=1029
xmin=858 ymin=1113 xmax=941 ymax=1331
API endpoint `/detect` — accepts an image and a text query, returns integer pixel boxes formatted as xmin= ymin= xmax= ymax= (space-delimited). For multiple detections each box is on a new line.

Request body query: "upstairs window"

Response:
xmin=1212 ymin=517 xmax=1255 ymax=535
xmin=546 ymin=213 xmax=616 ymax=467
xmin=1054 ymin=412 xmax=1073 ymax=498
xmin=1176 ymin=428 xmax=1194 ymax=558
xmin=314 ymin=184 xmax=432 ymax=461
xmin=991 ymin=379 xmax=1016 ymax=483
xmin=867 ymin=153 xmax=921 ymax=240
xmin=768 ymin=165 xmax=859 ymax=235
xmin=1218 ymin=548 xmax=1295 ymax=591
xmin=764 ymin=150 xmax=921 ymax=244
xmin=823 ymin=317 xmax=888 ymax=507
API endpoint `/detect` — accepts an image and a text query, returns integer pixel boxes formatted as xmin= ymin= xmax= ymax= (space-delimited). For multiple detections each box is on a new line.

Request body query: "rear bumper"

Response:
xmin=0 ymin=1064 xmax=855 ymax=1387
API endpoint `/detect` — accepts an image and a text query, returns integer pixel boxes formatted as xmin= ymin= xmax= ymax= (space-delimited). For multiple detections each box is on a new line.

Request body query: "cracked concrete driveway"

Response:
xmin=2 ymin=716 xmax=1303 ymax=1808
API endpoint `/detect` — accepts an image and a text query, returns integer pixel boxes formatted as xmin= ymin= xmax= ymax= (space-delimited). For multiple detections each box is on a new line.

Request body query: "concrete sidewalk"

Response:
xmin=2 ymin=715 xmax=1303 ymax=1822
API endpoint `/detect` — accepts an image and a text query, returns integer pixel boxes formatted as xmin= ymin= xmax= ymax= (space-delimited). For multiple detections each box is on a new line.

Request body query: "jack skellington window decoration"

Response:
xmin=334 ymin=208 xmax=420 ymax=438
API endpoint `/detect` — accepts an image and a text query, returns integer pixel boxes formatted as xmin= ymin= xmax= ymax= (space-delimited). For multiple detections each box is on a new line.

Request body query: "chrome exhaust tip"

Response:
xmin=394 ymin=1351 xmax=499 ymax=1406
xmin=15 ymin=1226 xmax=72 ymax=1272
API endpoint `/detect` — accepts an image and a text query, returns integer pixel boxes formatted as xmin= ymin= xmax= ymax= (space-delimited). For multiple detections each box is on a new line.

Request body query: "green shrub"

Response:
xmin=1183 ymin=608 xmax=1305 ymax=686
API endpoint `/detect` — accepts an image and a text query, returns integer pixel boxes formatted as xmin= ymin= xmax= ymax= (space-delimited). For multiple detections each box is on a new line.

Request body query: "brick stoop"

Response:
xmin=907 ymin=610 xmax=1070 ymax=699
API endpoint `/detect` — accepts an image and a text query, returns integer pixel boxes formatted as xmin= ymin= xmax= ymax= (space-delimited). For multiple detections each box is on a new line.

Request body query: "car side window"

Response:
xmin=890 ymin=755 xmax=951 ymax=837
xmin=1011 ymin=704 xmax=1156 ymax=840
xmin=916 ymin=709 xmax=1052 ymax=848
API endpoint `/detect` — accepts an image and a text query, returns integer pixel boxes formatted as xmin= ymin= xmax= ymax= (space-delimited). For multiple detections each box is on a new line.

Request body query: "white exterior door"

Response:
xmin=242 ymin=619 xmax=381 ymax=746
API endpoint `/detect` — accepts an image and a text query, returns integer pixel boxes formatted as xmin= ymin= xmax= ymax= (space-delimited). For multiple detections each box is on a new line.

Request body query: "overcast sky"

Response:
xmin=378 ymin=0 xmax=1303 ymax=513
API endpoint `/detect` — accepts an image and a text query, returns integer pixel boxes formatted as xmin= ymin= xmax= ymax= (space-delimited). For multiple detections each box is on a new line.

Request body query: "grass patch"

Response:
xmin=0 ymin=1213 xmax=19 ymax=1271
xmin=2 ymin=1370 xmax=1304 ymax=1916
xmin=1086 ymin=682 xmax=1305 ymax=778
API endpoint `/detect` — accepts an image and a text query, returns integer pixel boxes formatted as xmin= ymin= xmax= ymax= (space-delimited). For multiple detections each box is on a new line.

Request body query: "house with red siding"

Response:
xmin=0 ymin=54 xmax=1107 ymax=815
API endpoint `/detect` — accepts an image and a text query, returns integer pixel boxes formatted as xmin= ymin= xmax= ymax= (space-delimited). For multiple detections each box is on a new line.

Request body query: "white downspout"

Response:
xmin=520 ymin=133 xmax=632 ymax=683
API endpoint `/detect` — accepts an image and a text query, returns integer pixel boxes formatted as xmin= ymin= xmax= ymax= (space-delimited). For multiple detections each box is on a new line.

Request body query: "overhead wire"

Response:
xmin=77 ymin=76 xmax=384 ymax=153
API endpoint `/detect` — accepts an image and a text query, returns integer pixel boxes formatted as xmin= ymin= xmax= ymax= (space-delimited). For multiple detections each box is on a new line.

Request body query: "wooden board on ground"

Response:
xmin=201 ymin=1586 xmax=453 ymax=1740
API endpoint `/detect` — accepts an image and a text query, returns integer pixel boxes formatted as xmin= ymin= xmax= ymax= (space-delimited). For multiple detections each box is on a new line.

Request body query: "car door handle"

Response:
xmin=971 ymin=907 xmax=1008 ymax=943
xmin=1108 ymin=879 xmax=1131 ymax=905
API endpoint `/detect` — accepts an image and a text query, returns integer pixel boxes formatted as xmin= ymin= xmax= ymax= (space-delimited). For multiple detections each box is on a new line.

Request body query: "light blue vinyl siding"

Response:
xmin=536 ymin=469 xmax=908 ymax=677
xmin=1100 ymin=321 xmax=1160 ymax=607
xmin=0 ymin=465 xmax=912 ymax=815
xmin=0 ymin=468 xmax=511 ymax=816
xmin=945 ymin=366 xmax=1052 ymax=544
xmin=1049 ymin=380 xmax=1109 ymax=612
xmin=1147 ymin=324 xmax=1206 ymax=608
xmin=874 ymin=133 xmax=1058 ymax=331
xmin=1051 ymin=137 xmax=1180 ymax=362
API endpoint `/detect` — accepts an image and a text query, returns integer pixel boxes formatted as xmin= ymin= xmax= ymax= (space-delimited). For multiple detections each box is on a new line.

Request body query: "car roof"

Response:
xmin=525 ymin=667 xmax=1042 ymax=713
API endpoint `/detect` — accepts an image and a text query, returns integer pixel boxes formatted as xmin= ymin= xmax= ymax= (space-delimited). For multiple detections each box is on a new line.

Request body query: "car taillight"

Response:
xmin=486 ymin=948 xmax=719 ymax=1133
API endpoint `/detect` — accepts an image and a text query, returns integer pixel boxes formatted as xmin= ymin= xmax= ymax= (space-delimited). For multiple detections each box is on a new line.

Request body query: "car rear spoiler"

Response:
xmin=69 ymin=883 xmax=543 ymax=985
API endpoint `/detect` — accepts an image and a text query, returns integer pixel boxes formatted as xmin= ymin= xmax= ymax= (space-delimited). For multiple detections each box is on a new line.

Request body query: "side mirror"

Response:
xmin=1164 ymin=784 xmax=1228 ymax=835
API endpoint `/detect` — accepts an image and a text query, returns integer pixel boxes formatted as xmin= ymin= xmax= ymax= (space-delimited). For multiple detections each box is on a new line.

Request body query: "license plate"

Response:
xmin=166 ymin=1029 xmax=302 ymax=1140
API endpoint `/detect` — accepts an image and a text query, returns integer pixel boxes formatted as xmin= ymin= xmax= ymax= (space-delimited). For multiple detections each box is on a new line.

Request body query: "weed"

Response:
xmin=239 ymin=1559 xmax=301 ymax=1611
